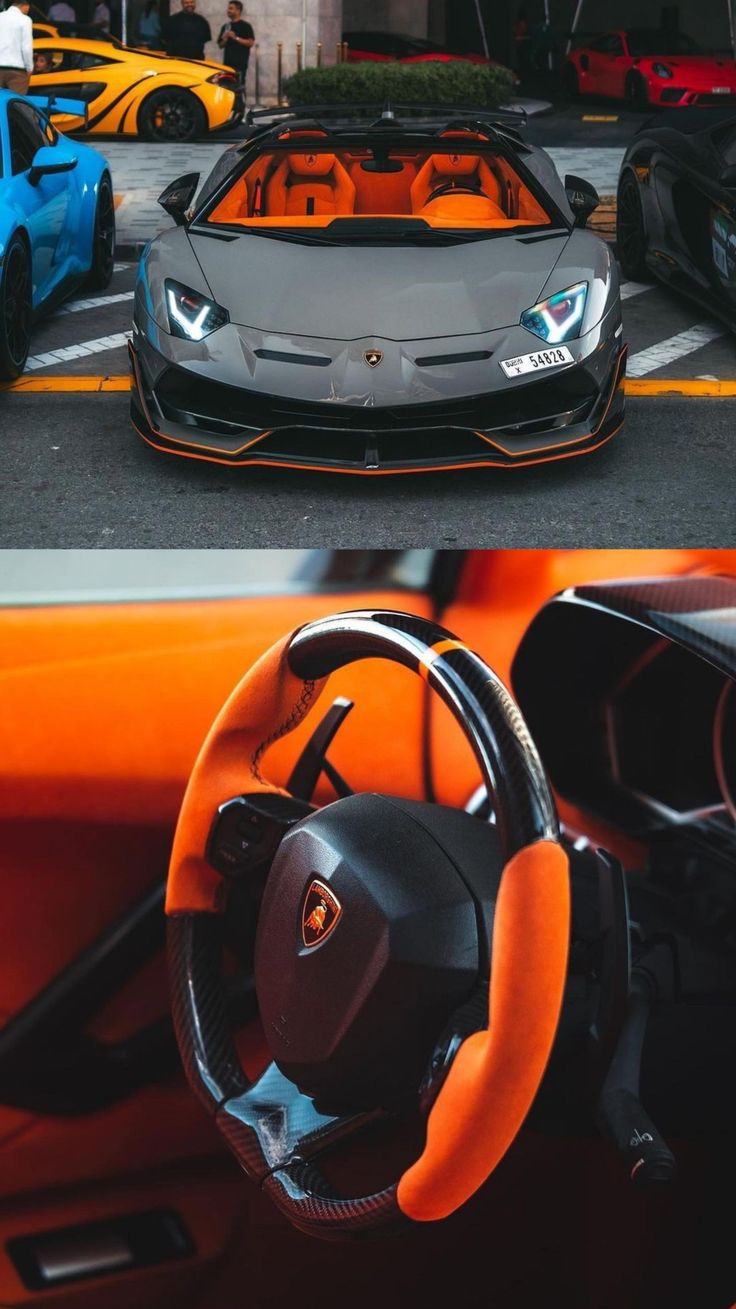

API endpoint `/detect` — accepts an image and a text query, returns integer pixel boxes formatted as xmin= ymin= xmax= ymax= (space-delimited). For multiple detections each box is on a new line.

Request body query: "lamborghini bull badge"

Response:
xmin=364 ymin=349 xmax=384 ymax=368
xmin=302 ymin=879 xmax=342 ymax=948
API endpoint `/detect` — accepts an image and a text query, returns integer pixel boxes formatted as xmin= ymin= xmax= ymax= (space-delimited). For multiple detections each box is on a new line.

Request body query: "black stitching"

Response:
xmin=250 ymin=679 xmax=317 ymax=783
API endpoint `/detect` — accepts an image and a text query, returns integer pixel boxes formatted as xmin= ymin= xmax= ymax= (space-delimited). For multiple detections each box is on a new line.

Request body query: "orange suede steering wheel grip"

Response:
xmin=166 ymin=609 xmax=570 ymax=1233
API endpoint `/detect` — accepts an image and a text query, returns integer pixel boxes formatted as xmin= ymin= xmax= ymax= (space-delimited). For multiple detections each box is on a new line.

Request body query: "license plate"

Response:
xmin=500 ymin=346 xmax=574 ymax=378
xmin=712 ymin=86 xmax=731 ymax=94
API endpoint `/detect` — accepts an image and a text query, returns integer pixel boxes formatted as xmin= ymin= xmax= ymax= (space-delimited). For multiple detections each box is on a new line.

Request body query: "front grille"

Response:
xmin=154 ymin=365 xmax=597 ymax=438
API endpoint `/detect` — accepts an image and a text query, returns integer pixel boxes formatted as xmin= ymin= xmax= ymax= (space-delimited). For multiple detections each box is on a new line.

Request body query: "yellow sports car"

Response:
xmin=30 ymin=37 xmax=243 ymax=141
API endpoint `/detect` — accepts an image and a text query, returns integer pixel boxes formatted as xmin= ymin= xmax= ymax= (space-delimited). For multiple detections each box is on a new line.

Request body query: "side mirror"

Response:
xmin=720 ymin=164 xmax=736 ymax=190
xmin=564 ymin=173 xmax=600 ymax=229
xmin=28 ymin=145 xmax=77 ymax=187
xmin=158 ymin=172 xmax=200 ymax=226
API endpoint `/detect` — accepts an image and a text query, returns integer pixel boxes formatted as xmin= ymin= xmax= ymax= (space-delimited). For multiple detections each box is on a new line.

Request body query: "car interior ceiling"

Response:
xmin=0 ymin=549 xmax=735 ymax=1309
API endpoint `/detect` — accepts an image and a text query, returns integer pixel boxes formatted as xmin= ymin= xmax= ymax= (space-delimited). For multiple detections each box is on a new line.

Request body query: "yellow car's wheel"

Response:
xmin=138 ymin=86 xmax=207 ymax=142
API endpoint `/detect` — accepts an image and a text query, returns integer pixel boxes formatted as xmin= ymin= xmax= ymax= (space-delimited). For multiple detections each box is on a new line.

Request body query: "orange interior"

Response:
xmin=208 ymin=143 xmax=551 ymax=230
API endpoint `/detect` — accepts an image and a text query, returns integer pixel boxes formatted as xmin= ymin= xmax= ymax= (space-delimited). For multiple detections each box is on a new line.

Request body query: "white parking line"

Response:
xmin=54 ymin=291 xmax=135 ymax=316
xmin=627 ymin=323 xmax=726 ymax=378
xmin=25 ymin=332 xmax=132 ymax=371
xmin=620 ymin=281 xmax=653 ymax=301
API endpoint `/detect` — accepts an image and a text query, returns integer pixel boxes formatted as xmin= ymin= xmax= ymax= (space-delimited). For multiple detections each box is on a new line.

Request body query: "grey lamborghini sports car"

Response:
xmin=130 ymin=105 xmax=626 ymax=473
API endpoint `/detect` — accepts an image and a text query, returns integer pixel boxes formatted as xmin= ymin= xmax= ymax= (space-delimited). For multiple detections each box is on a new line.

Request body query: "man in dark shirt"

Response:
xmin=164 ymin=0 xmax=211 ymax=61
xmin=217 ymin=1 xmax=254 ymax=77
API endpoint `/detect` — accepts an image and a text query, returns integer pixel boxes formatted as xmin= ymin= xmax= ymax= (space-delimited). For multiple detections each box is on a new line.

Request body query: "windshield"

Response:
xmin=627 ymin=29 xmax=702 ymax=56
xmin=202 ymin=139 xmax=551 ymax=244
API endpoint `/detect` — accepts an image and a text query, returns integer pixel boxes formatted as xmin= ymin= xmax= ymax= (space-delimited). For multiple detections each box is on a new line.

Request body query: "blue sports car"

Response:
xmin=0 ymin=91 xmax=114 ymax=380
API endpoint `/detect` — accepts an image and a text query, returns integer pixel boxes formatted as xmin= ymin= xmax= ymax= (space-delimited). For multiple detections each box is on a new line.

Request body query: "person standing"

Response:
xmin=136 ymin=0 xmax=161 ymax=49
xmin=163 ymin=0 xmax=211 ymax=61
xmin=93 ymin=0 xmax=111 ymax=32
xmin=512 ymin=7 xmax=531 ymax=81
xmin=217 ymin=1 xmax=253 ymax=80
xmin=0 ymin=0 xmax=32 ymax=94
xmin=47 ymin=0 xmax=76 ymax=22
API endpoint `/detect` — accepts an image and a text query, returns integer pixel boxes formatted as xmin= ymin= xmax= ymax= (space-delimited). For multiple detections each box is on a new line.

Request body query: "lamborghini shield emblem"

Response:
xmin=302 ymin=879 xmax=342 ymax=948
xmin=364 ymin=349 xmax=384 ymax=368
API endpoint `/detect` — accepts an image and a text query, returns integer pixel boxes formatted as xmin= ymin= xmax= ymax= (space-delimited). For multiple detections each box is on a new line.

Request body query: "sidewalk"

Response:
xmin=88 ymin=134 xmax=624 ymax=255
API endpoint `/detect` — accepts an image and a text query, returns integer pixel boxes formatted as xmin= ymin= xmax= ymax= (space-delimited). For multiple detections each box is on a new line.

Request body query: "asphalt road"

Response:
xmin=0 ymin=391 xmax=731 ymax=548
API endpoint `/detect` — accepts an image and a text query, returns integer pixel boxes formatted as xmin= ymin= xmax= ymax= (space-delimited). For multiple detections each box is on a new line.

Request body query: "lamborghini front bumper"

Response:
xmin=129 ymin=309 xmax=626 ymax=474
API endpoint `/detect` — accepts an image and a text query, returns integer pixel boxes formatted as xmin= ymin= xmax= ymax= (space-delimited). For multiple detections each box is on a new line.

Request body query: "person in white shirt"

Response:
xmin=0 ymin=0 xmax=33 ymax=95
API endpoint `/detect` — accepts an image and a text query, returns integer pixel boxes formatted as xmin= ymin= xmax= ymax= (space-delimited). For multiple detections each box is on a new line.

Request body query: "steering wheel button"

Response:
xmin=237 ymin=816 xmax=264 ymax=841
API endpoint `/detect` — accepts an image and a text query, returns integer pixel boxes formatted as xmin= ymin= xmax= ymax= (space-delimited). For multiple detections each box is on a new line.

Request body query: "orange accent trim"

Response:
xmin=209 ymin=213 xmax=542 ymax=231
xmin=134 ymin=419 xmax=622 ymax=474
xmin=418 ymin=638 xmax=468 ymax=680
xmin=397 ymin=840 xmax=570 ymax=1221
xmin=166 ymin=632 xmax=326 ymax=914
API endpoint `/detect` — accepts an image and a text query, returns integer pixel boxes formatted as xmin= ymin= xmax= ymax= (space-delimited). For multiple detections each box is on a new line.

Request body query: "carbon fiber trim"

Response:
xmin=167 ymin=915 xmax=248 ymax=1113
xmin=287 ymin=611 xmax=558 ymax=855
xmin=215 ymin=1061 xmax=381 ymax=1182
xmin=574 ymin=577 xmax=736 ymax=680
xmin=262 ymin=1163 xmax=406 ymax=1240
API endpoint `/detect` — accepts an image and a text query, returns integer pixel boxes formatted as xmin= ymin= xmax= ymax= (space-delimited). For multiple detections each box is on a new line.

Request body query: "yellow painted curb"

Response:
xmin=0 ymin=375 xmax=130 ymax=393
xmin=625 ymin=378 xmax=736 ymax=397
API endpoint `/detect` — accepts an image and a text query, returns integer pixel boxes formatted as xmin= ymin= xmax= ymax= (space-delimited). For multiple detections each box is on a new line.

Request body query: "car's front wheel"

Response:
xmin=87 ymin=172 xmax=115 ymax=290
xmin=0 ymin=232 xmax=32 ymax=381
xmin=138 ymin=87 xmax=208 ymax=142
xmin=625 ymin=71 xmax=649 ymax=111
xmin=617 ymin=172 xmax=649 ymax=281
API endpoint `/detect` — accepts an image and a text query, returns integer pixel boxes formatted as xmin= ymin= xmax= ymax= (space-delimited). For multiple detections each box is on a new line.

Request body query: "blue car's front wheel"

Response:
xmin=0 ymin=233 xmax=32 ymax=381
xmin=87 ymin=173 xmax=115 ymax=292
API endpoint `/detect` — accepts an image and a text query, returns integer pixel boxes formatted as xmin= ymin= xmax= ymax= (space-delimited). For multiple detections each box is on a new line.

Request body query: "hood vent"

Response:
xmin=254 ymin=348 xmax=332 ymax=368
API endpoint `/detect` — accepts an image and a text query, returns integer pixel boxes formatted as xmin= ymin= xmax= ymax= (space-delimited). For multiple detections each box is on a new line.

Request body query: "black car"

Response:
xmin=617 ymin=106 xmax=736 ymax=329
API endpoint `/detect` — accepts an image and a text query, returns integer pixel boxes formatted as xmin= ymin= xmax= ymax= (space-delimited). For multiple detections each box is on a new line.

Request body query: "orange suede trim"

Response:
xmin=397 ymin=839 xmax=570 ymax=1221
xmin=207 ymin=213 xmax=541 ymax=230
xmin=166 ymin=631 xmax=326 ymax=915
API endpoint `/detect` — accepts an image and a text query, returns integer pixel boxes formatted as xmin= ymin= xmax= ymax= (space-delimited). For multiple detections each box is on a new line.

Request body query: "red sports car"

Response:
xmin=564 ymin=28 xmax=736 ymax=108
xmin=343 ymin=30 xmax=491 ymax=66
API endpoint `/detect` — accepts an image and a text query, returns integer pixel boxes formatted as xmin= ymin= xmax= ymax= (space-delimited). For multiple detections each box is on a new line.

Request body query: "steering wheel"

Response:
xmin=425 ymin=180 xmax=485 ymax=204
xmin=166 ymin=610 xmax=570 ymax=1238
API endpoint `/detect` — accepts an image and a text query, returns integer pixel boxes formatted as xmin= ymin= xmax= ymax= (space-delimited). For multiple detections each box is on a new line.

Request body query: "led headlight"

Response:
xmin=652 ymin=63 xmax=673 ymax=78
xmin=520 ymin=282 xmax=588 ymax=344
xmin=165 ymin=280 xmax=229 ymax=341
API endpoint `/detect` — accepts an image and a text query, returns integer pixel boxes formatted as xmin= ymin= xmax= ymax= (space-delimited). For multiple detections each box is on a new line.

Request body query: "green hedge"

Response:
xmin=282 ymin=61 xmax=516 ymax=109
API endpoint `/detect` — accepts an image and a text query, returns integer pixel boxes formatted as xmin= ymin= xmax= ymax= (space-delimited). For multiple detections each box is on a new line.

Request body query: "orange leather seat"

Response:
xmin=419 ymin=193 xmax=507 ymax=222
xmin=265 ymin=152 xmax=356 ymax=217
xmin=410 ymin=152 xmax=504 ymax=214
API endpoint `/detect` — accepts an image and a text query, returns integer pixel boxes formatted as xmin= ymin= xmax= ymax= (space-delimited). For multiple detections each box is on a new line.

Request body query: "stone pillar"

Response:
xmin=167 ymin=0 xmax=344 ymax=103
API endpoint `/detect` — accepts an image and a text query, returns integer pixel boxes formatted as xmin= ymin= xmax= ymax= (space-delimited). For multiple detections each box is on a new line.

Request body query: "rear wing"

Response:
xmin=25 ymin=94 xmax=89 ymax=123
